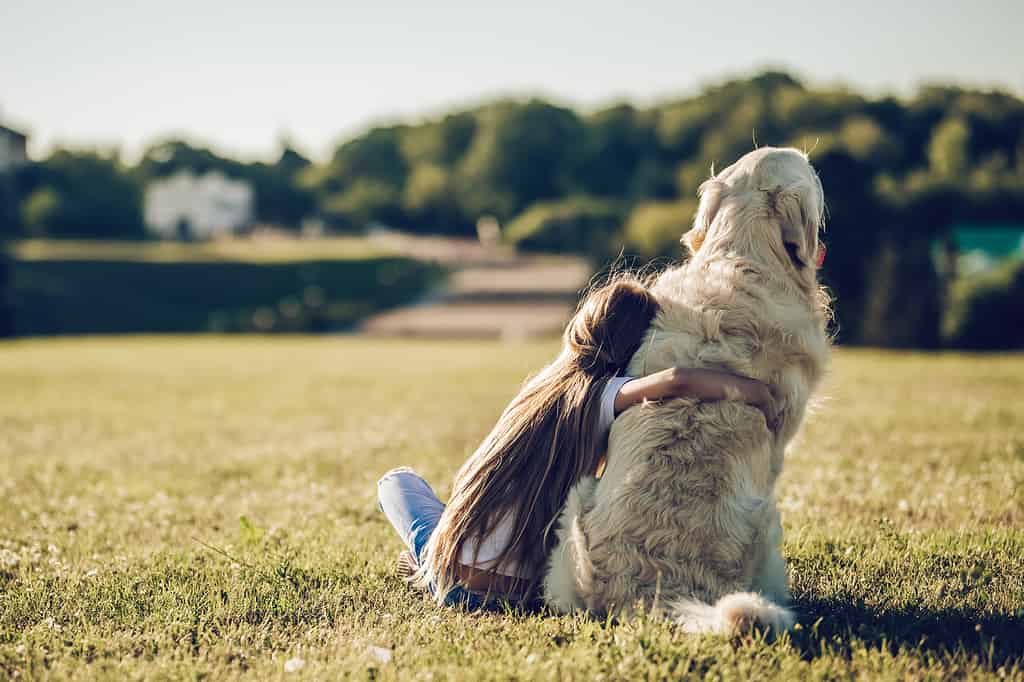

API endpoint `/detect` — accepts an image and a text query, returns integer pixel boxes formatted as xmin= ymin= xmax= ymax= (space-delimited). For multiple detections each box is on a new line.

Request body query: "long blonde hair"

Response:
xmin=420 ymin=273 xmax=660 ymax=600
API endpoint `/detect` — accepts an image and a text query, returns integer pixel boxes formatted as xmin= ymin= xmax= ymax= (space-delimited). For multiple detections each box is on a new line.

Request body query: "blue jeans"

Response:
xmin=377 ymin=467 xmax=530 ymax=612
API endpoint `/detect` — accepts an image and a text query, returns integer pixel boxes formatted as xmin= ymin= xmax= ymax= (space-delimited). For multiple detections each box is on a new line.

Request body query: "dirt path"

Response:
xmin=357 ymin=232 xmax=591 ymax=338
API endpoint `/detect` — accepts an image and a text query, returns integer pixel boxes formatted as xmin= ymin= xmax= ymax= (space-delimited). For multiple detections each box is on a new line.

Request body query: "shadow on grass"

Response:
xmin=789 ymin=595 xmax=1024 ymax=667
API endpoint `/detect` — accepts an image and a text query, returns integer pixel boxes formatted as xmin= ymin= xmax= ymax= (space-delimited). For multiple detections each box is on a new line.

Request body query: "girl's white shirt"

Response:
xmin=457 ymin=375 xmax=634 ymax=577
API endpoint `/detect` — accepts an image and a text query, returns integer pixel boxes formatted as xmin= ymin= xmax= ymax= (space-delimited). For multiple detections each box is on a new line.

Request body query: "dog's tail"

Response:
xmin=543 ymin=477 xmax=598 ymax=613
xmin=670 ymin=592 xmax=795 ymax=636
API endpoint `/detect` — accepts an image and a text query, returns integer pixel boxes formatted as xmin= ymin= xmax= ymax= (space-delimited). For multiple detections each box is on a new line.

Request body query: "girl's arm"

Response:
xmin=614 ymin=367 xmax=779 ymax=426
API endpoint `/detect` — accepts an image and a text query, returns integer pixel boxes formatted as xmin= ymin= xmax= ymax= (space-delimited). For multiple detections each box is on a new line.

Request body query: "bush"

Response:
xmin=19 ymin=188 xmax=61 ymax=237
xmin=622 ymin=200 xmax=695 ymax=259
xmin=10 ymin=255 xmax=443 ymax=335
xmin=504 ymin=196 xmax=624 ymax=262
xmin=943 ymin=258 xmax=1024 ymax=350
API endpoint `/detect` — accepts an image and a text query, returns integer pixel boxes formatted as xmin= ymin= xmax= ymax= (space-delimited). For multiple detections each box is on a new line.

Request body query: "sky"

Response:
xmin=4 ymin=0 xmax=1023 ymax=162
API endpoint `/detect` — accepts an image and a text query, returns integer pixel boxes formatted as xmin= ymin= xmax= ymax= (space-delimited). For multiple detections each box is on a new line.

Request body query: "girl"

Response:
xmin=377 ymin=274 xmax=777 ymax=610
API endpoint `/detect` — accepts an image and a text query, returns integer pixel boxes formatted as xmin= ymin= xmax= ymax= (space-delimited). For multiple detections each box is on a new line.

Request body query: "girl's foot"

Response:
xmin=397 ymin=551 xmax=418 ymax=581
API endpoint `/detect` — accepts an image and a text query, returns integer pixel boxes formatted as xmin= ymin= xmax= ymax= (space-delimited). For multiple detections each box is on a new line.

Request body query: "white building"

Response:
xmin=144 ymin=171 xmax=254 ymax=240
xmin=0 ymin=125 xmax=28 ymax=172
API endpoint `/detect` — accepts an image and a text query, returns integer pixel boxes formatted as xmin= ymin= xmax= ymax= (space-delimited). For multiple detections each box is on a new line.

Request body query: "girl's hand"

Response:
xmin=672 ymin=368 xmax=780 ymax=428
xmin=615 ymin=367 xmax=780 ymax=428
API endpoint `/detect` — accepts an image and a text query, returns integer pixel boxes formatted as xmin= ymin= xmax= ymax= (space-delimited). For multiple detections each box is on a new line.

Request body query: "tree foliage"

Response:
xmin=455 ymin=100 xmax=585 ymax=220
xmin=623 ymin=200 xmax=697 ymax=259
xmin=18 ymin=150 xmax=144 ymax=238
xmin=943 ymin=258 xmax=1024 ymax=350
xmin=4 ymin=71 xmax=1024 ymax=346
xmin=505 ymin=196 xmax=624 ymax=262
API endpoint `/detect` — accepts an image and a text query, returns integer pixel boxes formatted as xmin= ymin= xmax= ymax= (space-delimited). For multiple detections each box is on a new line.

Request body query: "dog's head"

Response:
xmin=683 ymin=147 xmax=825 ymax=288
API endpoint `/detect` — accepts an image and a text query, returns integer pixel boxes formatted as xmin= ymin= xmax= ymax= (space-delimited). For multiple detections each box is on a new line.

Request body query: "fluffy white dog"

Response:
xmin=543 ymin=147 xmax=831 ymax=635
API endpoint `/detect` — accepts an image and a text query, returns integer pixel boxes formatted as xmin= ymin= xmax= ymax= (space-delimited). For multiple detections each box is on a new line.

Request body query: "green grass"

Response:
xmin=1 ymin=338 xmax=1022 ymax=680
xmin=8 ymin=240 xmax=443 ymax=335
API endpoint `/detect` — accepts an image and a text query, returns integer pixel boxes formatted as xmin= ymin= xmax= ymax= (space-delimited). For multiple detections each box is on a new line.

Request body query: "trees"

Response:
xmin=455 ymin=100 xmax=585 ymax=221
xmin=576 ymin=105 xmax=657 ymax=198
xmin=4 ymin=71 xmax=1023 ymax=346
xmin=305 ymin=127 xmax=409 ymax=230
xmin=19 ymin=150 xmax=144 ymax=238
xmin=249 ymin=146 xmax=315 ymax=228
xmin=0 ymin=176 xmax=12 ymax=335
xmin=623 ymin=200 xmax=696 ymax=259
xmin=944 ymin=259 xmax=1024 ymax=349
xmin=136 ymin=140 xmax=245 ymax=182
xmin=505 ymin=196 xmax=624 ymax=263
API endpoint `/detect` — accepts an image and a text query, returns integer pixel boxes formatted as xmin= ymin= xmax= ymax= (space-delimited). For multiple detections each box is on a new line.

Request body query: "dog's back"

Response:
xmin=548 ymin=264 xmax=793 ymax=620
xmin=583 ymin=397 xmax=775 ymax=611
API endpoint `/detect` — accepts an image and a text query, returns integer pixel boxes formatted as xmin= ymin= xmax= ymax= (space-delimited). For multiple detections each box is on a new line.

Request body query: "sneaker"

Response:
xmin=397 ymin=551 xmax=418 ymax=582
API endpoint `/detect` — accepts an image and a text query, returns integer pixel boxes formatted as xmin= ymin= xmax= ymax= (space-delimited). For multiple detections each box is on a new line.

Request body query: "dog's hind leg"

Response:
xmin=543 ymin=476 xmax=598 ymax=613
xmin=750 ymin=505 xmax=790 ymax=604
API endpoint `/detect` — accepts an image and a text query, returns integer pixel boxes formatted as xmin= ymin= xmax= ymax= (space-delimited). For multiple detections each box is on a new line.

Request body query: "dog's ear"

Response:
xmin=770 ymin=185 xmax=820 ymax=269
xmin=683 ymin=178 xmax=726 ymax=255
xmin=779 ymin=206 xmax=809 ymax=267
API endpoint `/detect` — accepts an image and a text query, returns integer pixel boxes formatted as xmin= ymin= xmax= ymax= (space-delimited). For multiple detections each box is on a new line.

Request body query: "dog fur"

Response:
xmin=543 ymin=147 xmax=831 ymax=635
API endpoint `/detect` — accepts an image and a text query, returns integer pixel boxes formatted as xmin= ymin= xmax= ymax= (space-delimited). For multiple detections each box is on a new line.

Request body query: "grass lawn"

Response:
xmin=10 ymin=238 xmax=388 ymax=263
xmin=1 ymin=337 xmax=1022 ymax=679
